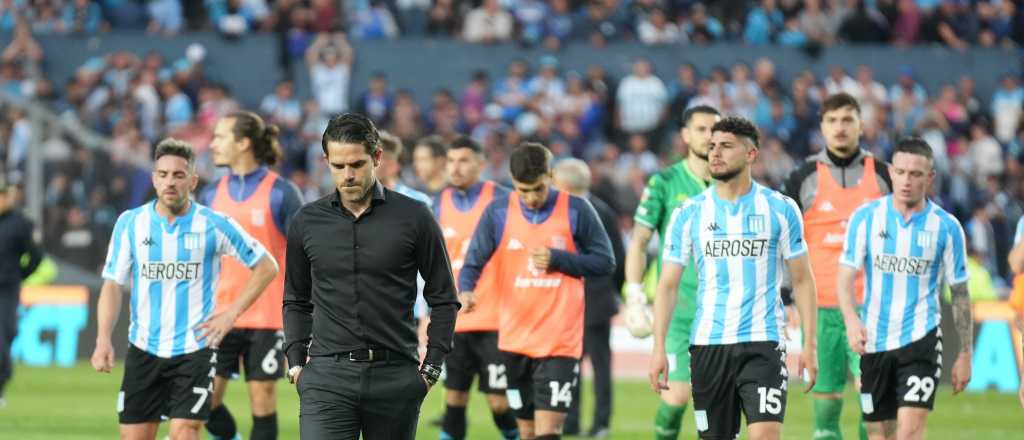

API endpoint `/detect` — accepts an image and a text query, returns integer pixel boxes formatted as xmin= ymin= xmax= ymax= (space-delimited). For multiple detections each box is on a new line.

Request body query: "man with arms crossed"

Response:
xmin=92 ymin=139 xmax=278 ymax=440
xmin=624 ymin=105 xmax=720 ymax=439
xmin=434 ymin=136 xmax=517 ymax=440
xmin=201 ymin=111 xmax=304 ymax=440
xmin=838 ymin=138 xmax=973 ymax=440
xmin=650 ymin=117 xmax=818 ymax=440
xmin=784 ymin=93 xmax=892 ymax=440
xmin=460 ymin=143 xmax=615 ymax=440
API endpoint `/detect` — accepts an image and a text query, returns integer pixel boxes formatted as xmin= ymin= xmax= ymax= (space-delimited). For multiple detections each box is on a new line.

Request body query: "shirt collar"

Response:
xmin=331 ymin=180 xmax=387 ymax=208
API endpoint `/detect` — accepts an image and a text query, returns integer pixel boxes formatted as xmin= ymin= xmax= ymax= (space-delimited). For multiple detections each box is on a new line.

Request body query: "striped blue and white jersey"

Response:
xmin=839 ymin=196 xmax=968 ymax=353
xmin=662 ymin=182 xmax=807 ymax=346
xmin=102 ymin=200 xmax=268 ymax=358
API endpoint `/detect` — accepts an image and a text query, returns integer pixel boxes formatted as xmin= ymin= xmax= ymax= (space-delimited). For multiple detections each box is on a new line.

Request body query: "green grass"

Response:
xmin=0 ymin=364 xmax=1019 ymax=439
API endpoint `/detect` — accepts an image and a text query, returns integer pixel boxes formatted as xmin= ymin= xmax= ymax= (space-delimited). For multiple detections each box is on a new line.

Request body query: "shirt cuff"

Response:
xmin=286 ymin=344 xmax=308 ymax=368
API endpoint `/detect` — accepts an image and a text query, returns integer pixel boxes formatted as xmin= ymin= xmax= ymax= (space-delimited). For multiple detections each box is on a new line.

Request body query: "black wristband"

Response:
xmin=419 ymin=363 xmax=442 ymax=385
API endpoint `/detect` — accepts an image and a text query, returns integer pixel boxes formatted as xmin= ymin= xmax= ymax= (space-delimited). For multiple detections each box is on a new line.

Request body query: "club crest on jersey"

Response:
xmin=747 ymin=215 xmax=765 ymax=233
xmin=550 ymin=236 xmax=567 ymax=250
xmin=917 ymin=231 xmax=935 ymax=249
xmin=250 ymin=208 xmax=265 ymax=226
xmin=508 ymin=238 xmax=524 ymax=250
xmin=183 ymin=233 xmax=201 ymax=250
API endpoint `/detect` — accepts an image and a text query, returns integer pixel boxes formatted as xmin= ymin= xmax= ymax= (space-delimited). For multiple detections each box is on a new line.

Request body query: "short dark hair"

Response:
xmin=682 ymin=105 xmax=720 ymax=126
xmin=414 ymin=135 xmax=448 ymax=158
xmin=154 ymin=138 xmax=196 ymax=169
xmin=378 ymin=130 xmax=403 ymax=157
xmin=322 ymin=113 xmax=380 ymax=155
xmin=892 ymin=137 xmax=933 ymax=161
xmin=820 ymin=93 xmax=862 ymax=120
xmin=711 ymin=117 xmax=760 ymax=148
xmin=226 ymin=111 xmax=282 ymax=166
xmin=449 ymin=135 xmax=482 ymax=154
xmin=509 ymin=142 xmax=552 ymax=183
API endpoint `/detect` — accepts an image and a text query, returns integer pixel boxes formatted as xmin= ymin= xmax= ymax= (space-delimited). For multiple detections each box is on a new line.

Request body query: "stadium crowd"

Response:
xmin=0 ymin=1 xmax=1022 ymax=297
xmin=1 ymin=0 xmax=1023 ymax=49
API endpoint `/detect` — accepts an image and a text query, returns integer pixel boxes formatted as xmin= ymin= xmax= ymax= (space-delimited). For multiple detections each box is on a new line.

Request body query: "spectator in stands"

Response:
xmin=352 ymin=0 xmax=400 ymax=40
xmin=851 ymin=65 xmax=888 ymax=125
xmin=260 ymin=79 xmax=303 ymax=134
xmin=799 ymin=0 xmax=840 ymax=45
xmin=824 ymin=66 xmax=857 ymax=96
xmin=513 ymin=0 xmax=548 ymax=46
xmin=615 ymin=134 xmax=659 ymax=180
xmin=575 ymin=1 xmax=622 ymax=48
xmin=309 ymin=0 xmax=340 ymax=33
xmin=62 ymin=0 xmax=104 ymax=34
xmin=54 ymin=206 xmax=101 ymax=271
xmin=638 ymin=8 xmax=684 ymax=45
xmin=544 ymin=0 xmax=575 ymax=50
xmin=744 ymin=0 xmax=784 ymax=44
xmin=2 ymin=20 xmax=44 ymax=78
xmin=147 ymin=0 xmax=184 ymax=36
xmin=160 ymin=80 xmax=193 ymax=132
xmin=355 ymin=72 xmax=395 ymax=126
xmin=104 ymin=0 xmax=149 ymax=30
xmin=890 ymin=0 xmax=923 ymax=45
xmin=991 ymin=74 xmax=1023 ymax=143
xmin=977 ymin=0 xmax=1016 ymax=47
xmin=924 ymin=0 xmax=978 ymax=49
xmin=0 ymin=0 xmax=15 ymax=33
xmin=616 ymin=58 xmax=667 ymax=145
xmin=461 ymin=70 xmax=490 ymax=130
xmin=838 ymin=0 xmax=890 ymax=42
xmin=528 ymin=56 xmax=566 ymax=102
xmin=726 ymin=62 xmax=760 ymax=119
xmin=305 ymin=32 xmax=353 ymax=116
xmin=683 ymin=3 xmax=724 ymax=44
xmin=968 ymin=122 xmax=1004 ymax=183
xmin=494 ymin=59 xmax=531 ymax=122
xmin=30 ymin=1 xmax=62 ymax=34
xmin=426 ymin=0 xmax=459 ymax=36
xmin=668 ymin=63 xmax=698 ymax=122
xmin=395 ymin=0 xmax=430 ymax=36
xmin=463 ymin=0 xmax=513 ymax=43
xmin=778 ymin=16 xmax=810 ymax=46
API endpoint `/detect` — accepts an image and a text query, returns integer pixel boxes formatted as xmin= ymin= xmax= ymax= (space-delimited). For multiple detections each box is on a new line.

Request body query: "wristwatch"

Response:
xmin=288 ymin=365 xmax=303 ymax=384
xmin=419 ymin=363 xmax=442 ymax=386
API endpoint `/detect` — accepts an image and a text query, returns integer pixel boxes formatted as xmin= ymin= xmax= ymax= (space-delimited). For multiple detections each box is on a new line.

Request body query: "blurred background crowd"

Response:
xmin=0 ymin=0 xmax=1022 ymax=298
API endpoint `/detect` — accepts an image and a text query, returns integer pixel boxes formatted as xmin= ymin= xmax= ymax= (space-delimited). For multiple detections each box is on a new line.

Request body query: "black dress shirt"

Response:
xmin=0 ymin=210 xmax=42 ymax=289
xmin=283 ymin=181 xmax=459 ymax=368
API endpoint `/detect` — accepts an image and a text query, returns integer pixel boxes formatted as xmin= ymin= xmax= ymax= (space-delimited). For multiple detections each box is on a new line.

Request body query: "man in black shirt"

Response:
xmin=283 ymin=113 xmax=459 ymax=439
xmin=0 ymin=178 xmax=42 ymax=407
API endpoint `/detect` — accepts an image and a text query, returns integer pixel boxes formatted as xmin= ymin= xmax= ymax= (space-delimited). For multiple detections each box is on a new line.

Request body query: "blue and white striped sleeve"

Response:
xmin=840 ymin=205 xmax=870 ymax=269
xmin=942 ymin=216 xmax=970 ymax=285
xmin=102 ymin=210 xmax=135 ymax=285
xmin=661 ymin=203 xmax=694 ymax=266
xmin=210 ymin=213 xmax=268 ymax=268
xmin=779 ymin=196 xmax=807 ymax=260
xmin=1015 ymin=217 xmax=1024 ymax=246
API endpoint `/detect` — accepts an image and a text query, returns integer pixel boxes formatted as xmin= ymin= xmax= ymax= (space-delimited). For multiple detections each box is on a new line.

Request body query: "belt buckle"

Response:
xmin=348 ymin=348 xmax=374 ymax=362
xmin=367 ymin=348 xmax=375 ymax=362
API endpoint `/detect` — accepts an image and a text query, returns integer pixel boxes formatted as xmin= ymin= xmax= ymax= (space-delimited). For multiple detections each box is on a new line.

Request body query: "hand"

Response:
xmin=800 ymin=343 xmax=818 ymax=393
xmin=420 ymin=373 xmax=434 ymax=392
xmin=624 ymin=283 xmax=653 ymax=338
xmin=289 ymin=367 xmax=303 ymax=385
xmin=91 ymin=339 xmax=115 ymax=373
xmin=458 ymin=291 xmax=476 ymax=313
xmin=529 ymin=247 xmax=551 ymax=273
xmin=648 ymin=350 xmax=669 ymax=392
xmin=845 ymin=317 xmax=867 ymax=355
xmin=195 ymin=308 xmax=240 ymax=349
xmin=951 ymin=352 xmax=972 ymax=395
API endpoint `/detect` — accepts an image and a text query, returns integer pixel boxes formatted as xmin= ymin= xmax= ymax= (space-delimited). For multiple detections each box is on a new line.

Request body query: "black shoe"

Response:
xmin=585 ymin=426 xmax=610 ymax=438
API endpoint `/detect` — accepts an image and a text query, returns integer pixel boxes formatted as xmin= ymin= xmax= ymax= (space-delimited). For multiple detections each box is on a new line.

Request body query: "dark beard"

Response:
xmin=711 ymin=167 xmax=743 ymax=183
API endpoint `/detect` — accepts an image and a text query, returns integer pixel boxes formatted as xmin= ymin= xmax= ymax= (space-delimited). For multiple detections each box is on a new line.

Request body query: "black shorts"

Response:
xmin=215 ymin=329 xmax=285 ymax=381
xmin=501 ymin=352 xmax=579 ymax=420
xmin=118 ymin=345 xmax=216 ymax=423
xmin=860 ymin=328 xmax=942 ymax=422
xmin=690 ymin=341 xmax=789 ymax=440
xmin=444 ymin=331 xmax=506 ymax=394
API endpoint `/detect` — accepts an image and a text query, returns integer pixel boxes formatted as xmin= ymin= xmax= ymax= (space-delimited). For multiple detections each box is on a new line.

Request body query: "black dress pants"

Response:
xmin=298 ymin=355 xmax=429 ymax=439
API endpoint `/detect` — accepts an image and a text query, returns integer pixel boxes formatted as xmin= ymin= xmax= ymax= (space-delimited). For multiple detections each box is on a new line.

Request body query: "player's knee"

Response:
xmin=248 ymin=381 xmax=277 ymax=415
xmin=446 ymin=390 xmax=470 ymax=406
xmin=169 ymin=419 xmax=203 ymax=439
xmin=661 ymin=383 xmax=691 ymax=406
xmin=747 ymin=421 xmax=781 ymax=440
xmin=486 ymin=393 xmax=510 ymax=413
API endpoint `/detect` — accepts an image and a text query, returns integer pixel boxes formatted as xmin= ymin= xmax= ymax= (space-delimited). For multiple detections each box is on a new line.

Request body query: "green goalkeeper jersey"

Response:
xmin=633 ymin=160 xmax=708 ymax=321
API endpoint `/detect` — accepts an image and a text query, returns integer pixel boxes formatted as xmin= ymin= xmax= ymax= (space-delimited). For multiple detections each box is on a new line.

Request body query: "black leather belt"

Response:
xmin=334 ymin=348 xmax=394 ymax=362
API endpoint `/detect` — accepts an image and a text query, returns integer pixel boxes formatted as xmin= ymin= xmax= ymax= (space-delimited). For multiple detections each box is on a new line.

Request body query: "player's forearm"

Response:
xmin=625 ymin=225 xmax=653 ymax=284
xmin=96 ymin=281 xmax=123 ymax=343
xmin=792 ymin=275 xmax=817 ymax=345
xmin=653 ymin=268 xmax=681 ymax=351
xmin=1009 ymin=243 xmax=1024 ymax=274
xmin=950 ymin=282 xmax=973 ymax=355
xmin=228 ymin=256 xmax=279 ymax=317
xmin=836 ymin=266 xmax=860 ymax=323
